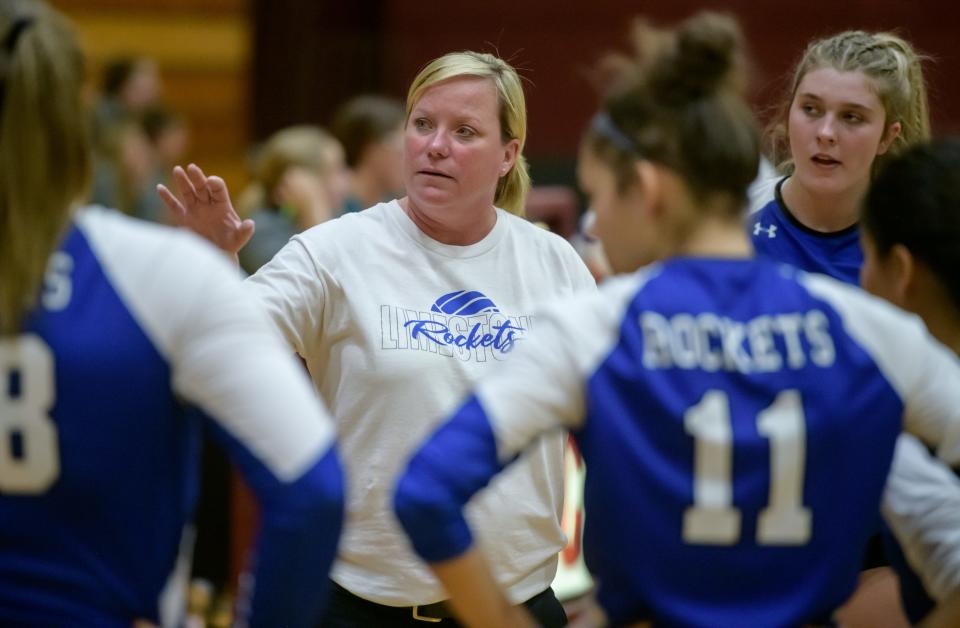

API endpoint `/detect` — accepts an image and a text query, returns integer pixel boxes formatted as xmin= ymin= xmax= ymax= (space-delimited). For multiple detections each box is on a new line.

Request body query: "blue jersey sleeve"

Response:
xmin=394 ymin=396 xmax=504 ymax=563
xmin=208 ymin=420 xmax=344 ymax=627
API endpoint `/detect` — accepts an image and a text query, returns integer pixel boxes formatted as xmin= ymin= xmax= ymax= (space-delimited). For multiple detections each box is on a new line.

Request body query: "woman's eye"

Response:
xmin=801 ymin=104 xmax=819 ymax=116
xmin=457 ymin=126 xmax=476 ymax=138
xmin=414 ymin=118 xmax=430 ymax=130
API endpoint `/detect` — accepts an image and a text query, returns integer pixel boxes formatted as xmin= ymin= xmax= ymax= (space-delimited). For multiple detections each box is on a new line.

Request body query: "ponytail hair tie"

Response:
xmin=3 ymin=16 xmax=34 ymax=53
xmin=1 ymin=17 xmax=36 ymax=113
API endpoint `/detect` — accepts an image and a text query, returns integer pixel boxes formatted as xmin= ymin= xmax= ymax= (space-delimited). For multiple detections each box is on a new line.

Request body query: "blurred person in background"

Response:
xmin=93 ymin=55 xmax=162 ymax=147
xmin=138 ymin=105 xmax=190 ymax=224
xmin=89 ymin=114 xmax=156 ymax=217
xmin=236 ymin=125 xmax=348 ymax=273
xmin=88 ymin=55 xmax=187 ymax=227
xmin=91 ymin=106 xmax=188 ymax=225
xmin=330 ymin=94 xmax=405 ymax=215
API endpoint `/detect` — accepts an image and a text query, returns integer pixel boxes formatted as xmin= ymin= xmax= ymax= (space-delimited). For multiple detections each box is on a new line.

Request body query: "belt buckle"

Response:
xmin=412 ymin=605 xmax=443 ymax=623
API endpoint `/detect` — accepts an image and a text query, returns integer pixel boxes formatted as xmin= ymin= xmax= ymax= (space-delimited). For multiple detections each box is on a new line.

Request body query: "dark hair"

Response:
xmin=863 ymin=137 xmax=960 ymax=311
xmin=586 ymin=12 xmax=759 ymax=212
xmin=331 ymin=95 xmax=404 ymax=168
xmin=101 ymin=57 xmax=137 ymax=97
xmin=140 ymin=105 xmax=181 ymax=145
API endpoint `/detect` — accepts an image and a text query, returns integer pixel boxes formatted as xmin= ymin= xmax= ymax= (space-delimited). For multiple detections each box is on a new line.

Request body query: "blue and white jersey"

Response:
xmin=395 ymin=257 xmax=960 ymax=627
xmin=748 ymin=176 xmax=862 ymax=285
xmin=0 ymin=208 xmax=343 ymax=627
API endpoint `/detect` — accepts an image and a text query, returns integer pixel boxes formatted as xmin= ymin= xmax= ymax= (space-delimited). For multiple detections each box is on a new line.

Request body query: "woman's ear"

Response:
xmin=877 ymin=121 xmax=902 ymax=156
xmin=889 ymin=243 xmax=915 ymax=305
xmin=499 ymin=138 xmax=520 ymax=177
xmin=635 ymin=160 xmax=661 ymax=218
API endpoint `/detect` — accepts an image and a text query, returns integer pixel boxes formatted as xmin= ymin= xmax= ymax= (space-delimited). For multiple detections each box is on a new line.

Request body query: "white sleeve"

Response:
xmin=533 ymin=221 xmax=597 ymax=294
xmin=574 ymin=261 xmax=598 ymax=293
xmin=746 ymin=166 xmax=778 ymax=215
xmin=244 ymin=234 xmax=329 ymax=360
xmin=801 ymin=273 xmax=960 ymax=466
xmin=478 ymin=272 xmax=647 ymax=461
xmin=80 ymin=210 xmax=333 ymax=481
xmin=568 ymin=244 xmax=599 ymax=293
xmin=884 ymin=434 xmax=960 ymax=601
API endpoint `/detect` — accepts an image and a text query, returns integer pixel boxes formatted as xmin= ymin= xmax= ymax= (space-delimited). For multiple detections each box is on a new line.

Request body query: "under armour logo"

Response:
xmin=753 ymin=222 xmax=777 ymax=239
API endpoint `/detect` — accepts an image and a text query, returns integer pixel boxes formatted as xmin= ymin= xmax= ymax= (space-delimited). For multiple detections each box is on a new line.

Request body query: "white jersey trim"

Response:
xmin=480 ymin=267 xmax=660 ymax=461
xmin=746 ymin=168 xmax=779 ymax=216
xmin=799 ymin=272 xmax=960 ymax=465
xmin=884 ymin=434 xmax=960 ymax=601
xmin=76 ymin=207 xmax=334 ymax=481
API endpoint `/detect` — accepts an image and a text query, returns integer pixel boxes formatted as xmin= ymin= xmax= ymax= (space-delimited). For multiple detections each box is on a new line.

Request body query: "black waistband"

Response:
xmin=331 ymin=582 xmax=554 ymax=622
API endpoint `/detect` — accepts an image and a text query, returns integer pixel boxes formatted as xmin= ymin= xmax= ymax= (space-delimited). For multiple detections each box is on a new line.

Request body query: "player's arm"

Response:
xmin=394 ymin=285 xmax=630 ymax=627
xmin=803 ymin=275 xmax=960 ymax=466
xmin=898 ymin=334 xmax=960 ymax=467
xmin=432 ymin=549 xmax=537 ymax=628
xmin=392 ymin=387 xmax=571 ymax=628
xmin=205 ymin=419 xmax=344 ymax=628
xmin=82 ymin=212 xmax=343 ymax=627
xmin=883 ymin=435 xmax=960 ymax=607
xmin=168 ymin=240 xmax=343 ymax=627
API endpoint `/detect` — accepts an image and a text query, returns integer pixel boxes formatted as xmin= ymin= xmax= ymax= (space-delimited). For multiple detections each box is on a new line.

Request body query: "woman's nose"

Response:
xmin=817 ymin=115 xmax=837 ymax=144
xmin=426 ymin=130 xmax=449 ymax=157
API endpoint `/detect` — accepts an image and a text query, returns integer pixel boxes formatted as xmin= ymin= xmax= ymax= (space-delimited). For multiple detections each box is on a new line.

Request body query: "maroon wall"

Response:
xmin=254 ymin=0 xmax=959 ymax=176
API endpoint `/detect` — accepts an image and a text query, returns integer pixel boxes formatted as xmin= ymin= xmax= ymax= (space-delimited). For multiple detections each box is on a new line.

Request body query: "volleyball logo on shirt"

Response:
xmin=380 ymin=290 xmax=530 ymax=362
xmin=431 ymin=290 xmax=501 ymax=316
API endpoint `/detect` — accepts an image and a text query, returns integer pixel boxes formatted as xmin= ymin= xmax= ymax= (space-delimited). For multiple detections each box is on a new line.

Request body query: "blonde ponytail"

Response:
xmin=0 ymin=1 xmax=90 ymax=334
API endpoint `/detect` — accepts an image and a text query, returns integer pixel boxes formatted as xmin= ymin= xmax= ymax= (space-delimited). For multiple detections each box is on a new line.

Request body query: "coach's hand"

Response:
xmin=158 ymin=163 xmax=254 ymax=255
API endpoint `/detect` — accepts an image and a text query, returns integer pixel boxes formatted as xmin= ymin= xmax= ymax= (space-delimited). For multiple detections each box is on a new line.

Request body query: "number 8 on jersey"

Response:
xmin=0 ymin=335 xmax=60 ymax=494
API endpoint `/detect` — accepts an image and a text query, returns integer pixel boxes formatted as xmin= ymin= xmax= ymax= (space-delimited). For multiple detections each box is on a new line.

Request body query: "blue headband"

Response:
xmin=590 ymin=111 xmax=640 ymax=155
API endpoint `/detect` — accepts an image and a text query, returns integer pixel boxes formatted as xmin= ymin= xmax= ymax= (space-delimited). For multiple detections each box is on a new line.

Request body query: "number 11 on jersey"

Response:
xmin=683 ymin=390 xmax=812 ymax=546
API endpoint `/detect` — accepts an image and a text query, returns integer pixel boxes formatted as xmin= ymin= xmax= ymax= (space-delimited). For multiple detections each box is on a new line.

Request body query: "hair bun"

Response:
xmin=649 ymin=12 xmax=745 ymax=104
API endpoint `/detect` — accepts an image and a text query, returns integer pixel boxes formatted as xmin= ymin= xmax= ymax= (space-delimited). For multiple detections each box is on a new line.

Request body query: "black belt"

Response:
xmin=333 ymin=582 xmax=553 ymax=623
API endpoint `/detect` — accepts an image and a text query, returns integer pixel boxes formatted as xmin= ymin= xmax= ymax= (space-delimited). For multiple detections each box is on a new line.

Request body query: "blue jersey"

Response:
xmin=749 ymin=178 xmax=959 ymax=616
xmin=0 ymin=208 xmax=343 ymax=627
xmin=749 ymin=177 xmax=862 ymax=285
xmin=395 ymin=258 xmax=960 ymax=627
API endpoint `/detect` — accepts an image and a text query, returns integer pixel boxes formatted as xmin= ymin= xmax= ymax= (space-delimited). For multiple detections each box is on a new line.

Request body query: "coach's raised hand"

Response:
xmin=157 ymin=163 xmax=255 ymax=255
